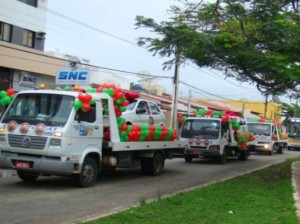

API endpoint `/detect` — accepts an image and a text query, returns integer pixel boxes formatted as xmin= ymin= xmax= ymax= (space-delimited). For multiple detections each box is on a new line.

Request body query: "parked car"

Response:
xmin=122 ymin=99 xmax=166 ymax=125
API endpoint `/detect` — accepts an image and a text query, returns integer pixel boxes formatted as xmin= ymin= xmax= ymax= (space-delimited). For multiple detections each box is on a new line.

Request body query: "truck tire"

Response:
xmin=141 ymin=158 xmax=151 ymax=175
xmin=238 ymin=150 xmax=249 ymax=161
xmin=141 ymin=152 xmax=165 ymax=176
xmin=185 ymin=155 xmax=193 ymax=163
xmin=218 ymin=149 xmax=227 ymax=164
xmin=73 ymin=157 xmax=97 ymax=188
xmin=17 ymin=171 xmax=39 ymax=182
xmin=277 ymin=146 xmax=283 ymax=154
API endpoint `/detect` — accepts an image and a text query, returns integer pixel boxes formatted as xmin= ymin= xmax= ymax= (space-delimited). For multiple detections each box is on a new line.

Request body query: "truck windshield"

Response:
xmin=2 ymin=93 xmax=75 ymax=126
xmin=285 ymin=119 xmax=300 ymax=138
xmin=181 ymin=119 xmax=220 ymax=139
xmin=247 ymin=123 xmax=271 ymax=136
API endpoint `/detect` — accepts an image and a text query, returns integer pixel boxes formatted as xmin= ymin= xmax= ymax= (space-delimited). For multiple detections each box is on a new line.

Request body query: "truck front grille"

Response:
xmin=8 ymin=134 xmax=47 ymax=150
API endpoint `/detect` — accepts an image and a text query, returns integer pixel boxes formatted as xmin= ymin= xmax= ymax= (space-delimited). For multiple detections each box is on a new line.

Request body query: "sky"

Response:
xmin=44 ymin=0 xmax=293 ymax=104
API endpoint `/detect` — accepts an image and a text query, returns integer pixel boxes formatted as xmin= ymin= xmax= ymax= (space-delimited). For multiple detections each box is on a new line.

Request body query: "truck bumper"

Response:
xmin=248 ymin=143 xmax=272 ymax=152
xmin=288 ymin=142 xmax=300 ymax=149
xmin=0 ymin=151 xmax=77 ymax=175
xmin=185 ymin=149 xmax=220 ymax=157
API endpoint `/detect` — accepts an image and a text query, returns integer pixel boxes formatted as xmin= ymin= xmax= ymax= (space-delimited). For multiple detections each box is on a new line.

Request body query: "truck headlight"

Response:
xmin=53 ymin=132 xmax=63 ymax=137
xmin=0 ymin=127 xmax=4 ymax=133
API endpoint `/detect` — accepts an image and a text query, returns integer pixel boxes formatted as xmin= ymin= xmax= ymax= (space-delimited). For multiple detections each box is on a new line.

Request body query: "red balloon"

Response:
xmin=96 ymin=86 xmax=103 ymax=93
xmin=82 ymin=103 xmax=91 ymax=112
xmin=83 ymin=94 xmax=92 ymax=103
xmin=116 ymin=91 xmax=123 ymax=99
xmin=131 ymin=125 xmax=140 ymax=132
xmin=122 ymin=100 xmax=129 ymax=106
xmin=78 ymin=93 xmax=86 ymax=102
xmin=120 ymin=124 xmax=128 ymax=131
xmin=149 ymin=125 xmax=156 ymax=132
xmin=6 ymin=88 xmax=15 ymax=96
xmin=205 ymin=110 xmax=213 ymax=116
xmin=102 ymin=83 xmax=109 ymax=88
xmin=116 ymin=111 xmax=122 ymax=117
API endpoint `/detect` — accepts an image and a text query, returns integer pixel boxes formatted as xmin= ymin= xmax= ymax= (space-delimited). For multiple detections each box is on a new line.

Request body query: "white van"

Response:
xmin=122 ymin=99 xmax=166 ymax=125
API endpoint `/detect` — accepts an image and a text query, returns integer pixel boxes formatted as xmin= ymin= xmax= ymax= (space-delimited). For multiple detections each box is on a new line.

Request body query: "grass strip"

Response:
xmin=84 ymin=157 xmax=300 ymax=224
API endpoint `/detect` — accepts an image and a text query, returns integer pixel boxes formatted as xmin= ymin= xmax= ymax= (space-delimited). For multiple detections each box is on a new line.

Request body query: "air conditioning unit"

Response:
xmin=36 ymin=32 xmax=45 ymax=39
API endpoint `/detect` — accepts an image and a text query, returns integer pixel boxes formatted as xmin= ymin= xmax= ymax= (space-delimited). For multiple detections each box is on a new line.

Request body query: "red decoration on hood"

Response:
xmin=124 ymin=92 xmax=140 ymax=100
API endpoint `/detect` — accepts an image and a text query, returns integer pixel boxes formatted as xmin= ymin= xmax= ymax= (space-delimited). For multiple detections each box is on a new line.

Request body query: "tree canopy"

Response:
xmin=135 ymin=0 xmax=300 ymax=100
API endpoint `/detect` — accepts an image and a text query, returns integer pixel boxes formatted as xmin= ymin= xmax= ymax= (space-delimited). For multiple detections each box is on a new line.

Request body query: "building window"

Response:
xmin=17 ymin=0 xmax=37 ymax=7
xmin=23 ymin=30 xmax=34 ymax=48
xmin=0 ymin=22 xmax=12 ymax=42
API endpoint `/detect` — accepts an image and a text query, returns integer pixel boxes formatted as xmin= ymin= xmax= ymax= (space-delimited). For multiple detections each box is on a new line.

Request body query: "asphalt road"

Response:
xmin=0 ymin=150 xmax=299 ymax=224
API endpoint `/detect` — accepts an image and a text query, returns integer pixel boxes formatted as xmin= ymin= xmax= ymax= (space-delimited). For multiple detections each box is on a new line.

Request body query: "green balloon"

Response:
xmin=107 ymin=88 xmax=115 ymax=97
xmin=3 ymin=96 xmax=11 ymax=105
xmin=0 ymin=90 xmax=7 ymax=98
xmin=87 ymin=88 xmax=96 ymax=93
xmin=64 ymin=86 xmax=71 ymax=91
xmin=90 ymin=99 xmax=96 ymax=105
xmin=73 ymin=100 xmax=82 ymax=110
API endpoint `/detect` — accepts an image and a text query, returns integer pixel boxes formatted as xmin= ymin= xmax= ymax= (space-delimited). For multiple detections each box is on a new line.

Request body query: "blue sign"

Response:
xmin=56 ymin=70 xmax=90 ymax=85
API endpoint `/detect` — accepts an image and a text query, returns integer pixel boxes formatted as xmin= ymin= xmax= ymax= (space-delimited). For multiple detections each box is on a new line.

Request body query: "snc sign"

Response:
xmin=56 ymin=70 xmax=90 ymax=85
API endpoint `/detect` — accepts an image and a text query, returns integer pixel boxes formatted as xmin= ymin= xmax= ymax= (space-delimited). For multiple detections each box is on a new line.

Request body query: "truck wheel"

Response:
xmin=185 ymin=155 xmax=193 ymax=163
xmin=141 ymin=152 xmax=165 ymax=176
xmin=269 ymin=150 xmax=273 ymax=156
xmin=277 ymin=146 xmax=283 ymax=154
xmin=17 ymin=171 xmax=39 ymax=182
xmin=238 ymin=150 xmax=248 ymax=161
xmin=151 ymin=152 xmax=165 ymax=176
xmin=219 ymin=150 xmax=227 ymax=164
xmin=74 ymin=157 xmax=97 ymax=188
xmin=141 ymin=158 xmax=151 ymax=175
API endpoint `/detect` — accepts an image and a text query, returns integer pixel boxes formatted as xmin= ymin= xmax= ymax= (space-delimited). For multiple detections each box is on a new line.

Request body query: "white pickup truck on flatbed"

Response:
xmin=0 ymin=89 xmax=185 ymax=187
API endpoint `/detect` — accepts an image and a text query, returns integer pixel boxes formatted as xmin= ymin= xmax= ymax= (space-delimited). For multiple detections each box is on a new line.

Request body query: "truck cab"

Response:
xmin=180 ymin=116 xmax=250 ymax=164
xmin=0 ymin=89 xmax=185 ymax=187
xmin=246 ymin=121 xmax=286 ymax=155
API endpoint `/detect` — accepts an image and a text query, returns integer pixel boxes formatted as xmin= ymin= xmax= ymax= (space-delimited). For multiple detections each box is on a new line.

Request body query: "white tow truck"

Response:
xmin=180 ymin=115 xmax=251 ymax=164
xmin=246 ymin=120 xmax=288 ymax=155
xmin=0 ymin=89 xmax=185 ymax=187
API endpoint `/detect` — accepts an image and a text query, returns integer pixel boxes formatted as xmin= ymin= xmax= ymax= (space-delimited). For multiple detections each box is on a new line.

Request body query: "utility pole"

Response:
xmin=170 ymin=53 xmax=180 ymax=129
xmin=264 ymin=95 xmax=269 ymax=118
xmin=187 ymin=90 xmax=191 ymax=115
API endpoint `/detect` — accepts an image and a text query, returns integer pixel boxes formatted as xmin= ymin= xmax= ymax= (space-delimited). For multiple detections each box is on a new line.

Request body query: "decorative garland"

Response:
xmin=70 ymin=83 xmax=177 ymax=142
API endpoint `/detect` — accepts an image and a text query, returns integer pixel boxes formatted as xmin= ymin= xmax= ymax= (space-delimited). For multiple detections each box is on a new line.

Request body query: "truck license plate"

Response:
xmin=15 ymin=161 xmax=30 ymax=169
xmin=193 ymin=151 xmax=202 ymax=155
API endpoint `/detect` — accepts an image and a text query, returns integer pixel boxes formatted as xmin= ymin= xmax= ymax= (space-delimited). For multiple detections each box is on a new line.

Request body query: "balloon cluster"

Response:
xmin=178 ymin=114 xmax=188 ymax=125
xmin=73 ymin=92 xmax=95 ymax=112
xmin=237 ymin=131 xmax=255 ymax=150
xmin=251 ymin=117 xmax=274 ymax=123
xmin=0 ymin=89 xmax=15 ymax=106
xmin=117 ymin=118 xmax=177 ymax=142
xmin=95 ymin=83 xmax=129 ymax=117
xmin=197 ymin=109 xmax=224 ymax=117
xmin=279 ymin=133 xmax=288 ymax=140
xmin=71 ymin=83 xmax=177 ymax=142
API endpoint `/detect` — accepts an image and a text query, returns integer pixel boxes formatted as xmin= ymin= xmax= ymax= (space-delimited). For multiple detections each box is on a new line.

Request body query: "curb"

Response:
xmin=292 ymin=161 xmax=300 ymax=219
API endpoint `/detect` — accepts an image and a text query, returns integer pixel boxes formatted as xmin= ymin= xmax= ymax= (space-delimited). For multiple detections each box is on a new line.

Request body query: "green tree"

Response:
xmin=135 ymin=0 xmax=300 ymax=98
